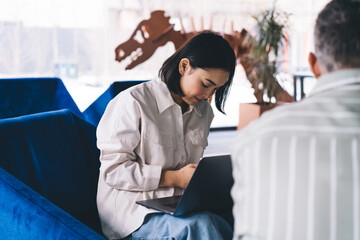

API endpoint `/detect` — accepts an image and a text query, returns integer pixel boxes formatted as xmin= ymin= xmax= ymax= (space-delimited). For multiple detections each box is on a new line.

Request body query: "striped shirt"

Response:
xmin=231 ymin=69 xmax=360 ymax=240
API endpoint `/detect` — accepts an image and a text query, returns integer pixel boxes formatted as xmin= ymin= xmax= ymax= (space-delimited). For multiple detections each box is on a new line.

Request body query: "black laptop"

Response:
xmin=136 ymin=155 xmax=233 ymax=216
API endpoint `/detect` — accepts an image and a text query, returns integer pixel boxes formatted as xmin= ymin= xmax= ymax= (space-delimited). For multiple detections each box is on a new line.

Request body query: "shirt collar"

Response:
xmin=185 ymin=103 xmax=203 ymax=117
xmin=192 ymin=103 xmax=203 ymax=116
xmin=308 ymin=68 xmax=360 ymax=97
xmin=152 ymin=78 xmax=203 ymax=117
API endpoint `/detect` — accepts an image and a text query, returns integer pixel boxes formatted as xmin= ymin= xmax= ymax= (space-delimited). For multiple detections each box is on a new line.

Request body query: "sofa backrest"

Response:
xmin=0 ymin=78 xmax=82 ymax=119
xmin=0 ymin=109 xmax=102 ymax=234
xmin=83 ymin=80 xmax=146 ymax=126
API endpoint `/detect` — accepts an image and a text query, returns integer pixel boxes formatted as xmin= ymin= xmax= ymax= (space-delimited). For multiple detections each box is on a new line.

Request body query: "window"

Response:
xmin=0 ymin=0 xmax=328 ymax=127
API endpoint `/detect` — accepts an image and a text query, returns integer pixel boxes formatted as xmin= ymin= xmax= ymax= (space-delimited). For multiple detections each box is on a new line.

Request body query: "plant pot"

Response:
xmin=237 ymin=102 xmax=284 ymax=130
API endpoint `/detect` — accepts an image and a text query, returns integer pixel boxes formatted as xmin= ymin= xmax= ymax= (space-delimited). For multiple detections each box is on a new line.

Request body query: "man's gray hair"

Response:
xmin=314 ymin=0 xmax=360 ymax=72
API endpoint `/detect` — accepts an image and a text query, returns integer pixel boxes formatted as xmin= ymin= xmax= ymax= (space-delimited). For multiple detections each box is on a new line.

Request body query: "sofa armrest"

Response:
xmin=0 ymin=167 xmax=105 ymax=240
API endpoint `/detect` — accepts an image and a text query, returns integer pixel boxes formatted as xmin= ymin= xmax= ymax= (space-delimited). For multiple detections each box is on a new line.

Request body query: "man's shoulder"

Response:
xmin=242 ymin=101 xmax=303 ymax=131
xmin=233 ymin=100 xmax=313 ymax=147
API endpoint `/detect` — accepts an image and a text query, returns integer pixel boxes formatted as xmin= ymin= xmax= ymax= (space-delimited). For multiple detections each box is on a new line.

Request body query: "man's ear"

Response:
xmin=308 ymin=52 xmax=322 ymax=78
xmin=179 ymin=58 xmax=190 ymax=75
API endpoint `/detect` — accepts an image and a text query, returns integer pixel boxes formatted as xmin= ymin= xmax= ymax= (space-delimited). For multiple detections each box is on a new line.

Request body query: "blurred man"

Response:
xmin=231 ymin=0 xmax=360 ymax=239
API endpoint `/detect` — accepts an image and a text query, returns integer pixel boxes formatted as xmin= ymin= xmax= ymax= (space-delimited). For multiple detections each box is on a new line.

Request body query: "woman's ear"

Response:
xmin=308 ymin=52 xmax=322 ymax=78
xmin=179 ymin=58 xmax=190 ymax=75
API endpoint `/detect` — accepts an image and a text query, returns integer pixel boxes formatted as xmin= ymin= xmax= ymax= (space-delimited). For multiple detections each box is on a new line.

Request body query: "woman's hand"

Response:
xmin=159 ymin=163 xmax=197 ymax=189
xmin=174 ymin=164 xmax=197 ymax=189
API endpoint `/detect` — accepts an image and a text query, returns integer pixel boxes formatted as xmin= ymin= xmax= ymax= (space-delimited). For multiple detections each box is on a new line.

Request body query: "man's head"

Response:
xmin=309 ymin=0 xmax=360 ymax=77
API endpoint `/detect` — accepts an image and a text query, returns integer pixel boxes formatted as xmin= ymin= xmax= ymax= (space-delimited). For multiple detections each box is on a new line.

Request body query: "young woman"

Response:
xmin=96 ymin=31 xmax=236 ymax=239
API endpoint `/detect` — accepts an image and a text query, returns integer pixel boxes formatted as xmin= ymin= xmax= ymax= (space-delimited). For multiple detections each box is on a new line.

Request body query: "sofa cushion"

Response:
xmin=0 ymin=109 xmax=102 ymax=234
xmin=0 ymin=166 xmax=104 ymax=239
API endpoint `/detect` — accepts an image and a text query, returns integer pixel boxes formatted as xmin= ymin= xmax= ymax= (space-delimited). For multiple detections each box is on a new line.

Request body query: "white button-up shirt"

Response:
xmin=96 ymin=78 xmax=214 ymax=239
xmin=231 ymin=69 xmax=360 ymax=240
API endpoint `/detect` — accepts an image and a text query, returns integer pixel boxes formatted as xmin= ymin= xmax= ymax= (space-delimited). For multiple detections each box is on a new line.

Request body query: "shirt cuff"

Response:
xmin=143 ymin=164 xmax=162 ymax=191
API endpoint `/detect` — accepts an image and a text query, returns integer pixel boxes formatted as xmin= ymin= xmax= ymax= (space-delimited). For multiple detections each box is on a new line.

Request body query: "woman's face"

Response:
xmin=179 ymin=60 xmax=230 ymax=106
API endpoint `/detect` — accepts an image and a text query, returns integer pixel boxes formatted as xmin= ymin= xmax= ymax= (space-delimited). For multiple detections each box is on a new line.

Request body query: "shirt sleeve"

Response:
xmin=96 ymin=92 xmax=162 ymax=192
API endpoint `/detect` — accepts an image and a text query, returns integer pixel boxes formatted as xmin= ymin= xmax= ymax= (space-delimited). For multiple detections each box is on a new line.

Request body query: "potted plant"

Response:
xmin=242 ymin=3 xmax=292 ymax=103
xmin=238 ymin=3 xmax=293 ymax=129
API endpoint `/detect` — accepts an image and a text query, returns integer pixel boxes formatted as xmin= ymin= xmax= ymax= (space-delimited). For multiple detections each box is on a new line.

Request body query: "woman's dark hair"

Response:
xmin=159 ymin=31 xmax=236 ymax=114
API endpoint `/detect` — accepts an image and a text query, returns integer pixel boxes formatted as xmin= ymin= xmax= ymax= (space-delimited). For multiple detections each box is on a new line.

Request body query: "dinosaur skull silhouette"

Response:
xmin=115 ymin=10 xmax=253 ymax=70
xmin=115 ymin=10 xmax=188 ymax=70
xmin=114 ymin=10 xmax=293 ymax=103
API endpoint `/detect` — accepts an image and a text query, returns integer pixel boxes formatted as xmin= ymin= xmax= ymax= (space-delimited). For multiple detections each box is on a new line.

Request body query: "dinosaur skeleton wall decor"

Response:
xmin=115 ymin=10 xmax=293 ymax=103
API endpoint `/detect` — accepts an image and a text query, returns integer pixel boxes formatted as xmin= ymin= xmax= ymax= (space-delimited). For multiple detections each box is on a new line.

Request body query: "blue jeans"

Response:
xmin=127 ymin=211 xmax=233 ymax=240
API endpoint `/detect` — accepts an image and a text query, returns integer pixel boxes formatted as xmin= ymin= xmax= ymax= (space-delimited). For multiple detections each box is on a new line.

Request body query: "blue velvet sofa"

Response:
xmin=0 ymin=78 xmax=151 ymax=239
xmin=0 ymin=110 xmax=105 ymax=239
